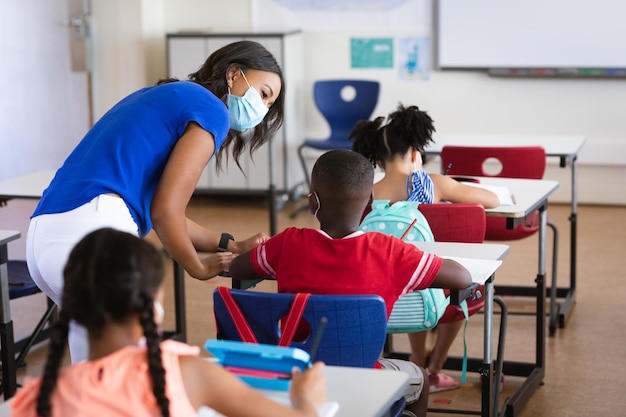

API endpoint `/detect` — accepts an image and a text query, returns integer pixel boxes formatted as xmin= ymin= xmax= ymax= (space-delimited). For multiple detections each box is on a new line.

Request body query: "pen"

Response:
xmin=511 ymin=193 xmax=517 ymax=204
xmin=442 ymin=162 xmax=452 ymax=175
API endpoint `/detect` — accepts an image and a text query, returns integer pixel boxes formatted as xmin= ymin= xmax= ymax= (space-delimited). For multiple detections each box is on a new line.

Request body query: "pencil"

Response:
xmin=400 ymin=219 xmax=417 ymax=240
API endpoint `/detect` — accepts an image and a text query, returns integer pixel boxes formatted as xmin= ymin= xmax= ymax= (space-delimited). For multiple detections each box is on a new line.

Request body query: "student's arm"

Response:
xmin=152 ymin=123 xmax=268 ymax=280
xmin=229 ymin=251 xmax=267 ymax=281
xmin=430 ymin=259 xmax=473 ymax=289
xmin=431 ymin=174 xmax=500 ymax=208
xmin=152 ymin=122 xmax=228 ymax=280
xmin=180 ymin=356 xmax=326 ymax=417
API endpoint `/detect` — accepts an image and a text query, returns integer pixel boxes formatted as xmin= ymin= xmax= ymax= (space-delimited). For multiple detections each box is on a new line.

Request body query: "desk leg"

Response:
xmin=268 ymin=134 xmax=277 ymax=236
xmin=481 ymin=276 xmax=494 ymax=417
xmin=164 ymin=261 xmax=187 ymax=342
xmin=504 ymin=204 xmax=547 ymax=417
xmin=560 ymin=156 xmax=578 ymax=328
xmin=535 ymin=206 xmax=546 ymax=370
xmin=1 ymin=245 xmax=18 ymax=399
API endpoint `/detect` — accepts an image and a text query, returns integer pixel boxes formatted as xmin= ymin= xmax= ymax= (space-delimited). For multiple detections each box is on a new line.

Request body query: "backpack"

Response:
xmin=360 ymin=200 xmax=449 ymax=332
xmin=360 ymin=199 xmax=473 ymax=383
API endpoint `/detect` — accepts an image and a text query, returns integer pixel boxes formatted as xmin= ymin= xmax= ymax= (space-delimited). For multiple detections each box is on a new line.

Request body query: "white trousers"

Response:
xmin=26 ymin=195 xmax=139 ymax=363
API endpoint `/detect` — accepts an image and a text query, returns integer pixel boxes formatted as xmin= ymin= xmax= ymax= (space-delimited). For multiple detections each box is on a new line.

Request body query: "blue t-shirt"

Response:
xmin=32 ymin=81 xmax=230 ymax=236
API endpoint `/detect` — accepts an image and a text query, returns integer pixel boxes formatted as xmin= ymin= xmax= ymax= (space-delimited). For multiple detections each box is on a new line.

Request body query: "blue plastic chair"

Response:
xmin=213 ymin=288 xmax=387 ymax=368
xmin=297 ymin=80 xmax=380 ymax=188
xmin=213 ymin=288 xmax=410 ymax=416
xmin=1 ymin=261 xmax=56 ymax=398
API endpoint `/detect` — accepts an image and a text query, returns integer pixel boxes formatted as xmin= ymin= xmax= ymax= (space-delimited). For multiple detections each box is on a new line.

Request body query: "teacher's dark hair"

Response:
xmin=159 ymin=40 xmax=285 ymax=173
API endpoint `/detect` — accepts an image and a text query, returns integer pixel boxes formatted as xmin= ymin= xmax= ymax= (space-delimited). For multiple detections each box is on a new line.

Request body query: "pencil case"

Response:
xmin=204 ymin=339 xmax=310 ymax=391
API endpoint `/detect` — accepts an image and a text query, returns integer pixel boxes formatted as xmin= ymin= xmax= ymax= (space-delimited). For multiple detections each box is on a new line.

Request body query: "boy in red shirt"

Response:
xmin=230 ymin=149 xmax=472 ymax=417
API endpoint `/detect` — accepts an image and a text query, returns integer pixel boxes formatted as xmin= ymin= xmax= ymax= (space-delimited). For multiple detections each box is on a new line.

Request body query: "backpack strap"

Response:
xmin=459 ymin=300 xmax=470 ymax=384
xmin=371 ymin=199 xmax=391 ymax=211
xmin=218 ymin=286 xmax=258 ymax=343
xmin=278 ymin=293 xmax=311 ymax=346
xmin=217 ymin=287 xmax=311 ymax=347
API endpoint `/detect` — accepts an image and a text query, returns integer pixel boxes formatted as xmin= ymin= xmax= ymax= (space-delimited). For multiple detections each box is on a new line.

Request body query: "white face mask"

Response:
xmin=308 ymin=191 xmax=321 ymax=218
xmin=227 ymin=70 xmax=269 ymax=131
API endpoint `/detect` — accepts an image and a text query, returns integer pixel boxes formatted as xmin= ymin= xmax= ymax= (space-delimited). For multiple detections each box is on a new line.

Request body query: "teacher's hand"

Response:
xmin=232 ymin=232 xmax=269 ymax=253
xmin=200 ymin=252 xmax=237 ymax=279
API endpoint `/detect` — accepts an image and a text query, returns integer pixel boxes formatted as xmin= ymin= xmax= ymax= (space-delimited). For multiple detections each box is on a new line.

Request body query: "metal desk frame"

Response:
xmin=425 ymin=135 xmax=586 ymax=334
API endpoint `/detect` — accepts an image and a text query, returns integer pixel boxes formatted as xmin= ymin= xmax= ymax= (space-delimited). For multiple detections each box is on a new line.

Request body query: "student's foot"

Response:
xmin=428 ymin=373 xmax=460 ymax=393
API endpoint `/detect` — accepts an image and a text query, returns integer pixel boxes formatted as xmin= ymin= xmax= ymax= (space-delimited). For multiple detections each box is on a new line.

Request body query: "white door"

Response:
xmin=0 ymin=0 xmax=92 ymax=259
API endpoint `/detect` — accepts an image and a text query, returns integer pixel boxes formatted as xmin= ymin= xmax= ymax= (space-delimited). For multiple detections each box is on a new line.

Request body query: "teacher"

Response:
xmin=25 ymin=40 xmax=284 ymax=363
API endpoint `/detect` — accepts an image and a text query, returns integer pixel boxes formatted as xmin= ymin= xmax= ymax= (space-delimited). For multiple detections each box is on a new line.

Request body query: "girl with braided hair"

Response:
xmin=11 ymin=228 xmax=326 ymax=417
xmin=351 ymin=103 xmax=499 ymax=393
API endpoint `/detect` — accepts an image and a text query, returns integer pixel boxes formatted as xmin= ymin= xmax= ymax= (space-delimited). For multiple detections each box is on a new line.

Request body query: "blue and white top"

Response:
xmin=406 ymin=170 xmax=435 ymax=203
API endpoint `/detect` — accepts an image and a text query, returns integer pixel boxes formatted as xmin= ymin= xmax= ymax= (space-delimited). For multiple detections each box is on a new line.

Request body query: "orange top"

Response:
xmin=10 ymin=340 xmax=215 ymax=417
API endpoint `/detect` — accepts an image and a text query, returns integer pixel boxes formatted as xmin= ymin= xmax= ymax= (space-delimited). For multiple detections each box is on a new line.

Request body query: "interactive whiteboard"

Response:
xmin=436 ymin=0 xmax=626 ymax=69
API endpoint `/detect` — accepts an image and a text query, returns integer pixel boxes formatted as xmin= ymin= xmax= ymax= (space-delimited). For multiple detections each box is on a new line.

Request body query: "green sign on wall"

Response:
xmin=351 ymin=37 xmax=394 ymax=69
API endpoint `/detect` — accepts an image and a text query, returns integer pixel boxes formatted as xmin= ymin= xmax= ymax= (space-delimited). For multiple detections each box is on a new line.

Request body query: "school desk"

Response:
xmin=0 ymin=170 xmax=187 ymax=343
xmin=0 ymin=364 xmax=407 ymax=417
xmin=412 ymin=241 xmax=508 ymax=417
xmin=468 ymin=176 xmax=558 ymax=417
xmin=426 ymin=134 xmax=586 ymax=332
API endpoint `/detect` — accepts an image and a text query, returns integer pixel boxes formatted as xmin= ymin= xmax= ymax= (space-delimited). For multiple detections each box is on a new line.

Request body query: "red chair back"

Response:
xmin=440 ymin=145 xmax=546 ymax=241
xmin=441 ymin=146 xmax=546 ymax=179
xmin=418 ymin=203 xmax=486 ymax=243
xmin=418 ymin=203 xmax=487 ymax=322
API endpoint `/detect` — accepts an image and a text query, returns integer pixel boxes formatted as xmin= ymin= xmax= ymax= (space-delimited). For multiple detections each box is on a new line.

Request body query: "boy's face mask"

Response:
xmin=308 ymin=191 xmax=321 ymax=218
xmin=228 ymin=70 xmax=269 ymax=131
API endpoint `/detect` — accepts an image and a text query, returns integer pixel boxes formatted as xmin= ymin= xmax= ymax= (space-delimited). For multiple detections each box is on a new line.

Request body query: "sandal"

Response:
xmin=428 ymin=373 xmax=460 ymax=393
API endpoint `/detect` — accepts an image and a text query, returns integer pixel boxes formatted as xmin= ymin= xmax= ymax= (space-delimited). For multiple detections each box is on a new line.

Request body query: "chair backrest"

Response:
xmin=440 ymin=146 xmax=547 ymax=179
xmin=213 ymin=288 xmax=388 ymax=368
xmin=418 ymin=203 xmax=486 ymax=243
xmin=417 ymin=204 xmax=487 ymax=323
xmin=313 ymin=80 xmax=380 ymax=143
xmin=8 ymin=260 xmax=41 ymax=299
xmin=440 ymin=146 xmax=546 ymax=240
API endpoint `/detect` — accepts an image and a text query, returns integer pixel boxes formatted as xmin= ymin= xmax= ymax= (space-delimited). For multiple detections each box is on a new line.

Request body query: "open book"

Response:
xmin=462 ymin=182 xmax=516 ymax=206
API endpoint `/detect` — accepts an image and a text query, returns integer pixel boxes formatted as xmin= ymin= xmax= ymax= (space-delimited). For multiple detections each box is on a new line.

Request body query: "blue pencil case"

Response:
xmin=204 ymin=339 xmax=311 ymax=391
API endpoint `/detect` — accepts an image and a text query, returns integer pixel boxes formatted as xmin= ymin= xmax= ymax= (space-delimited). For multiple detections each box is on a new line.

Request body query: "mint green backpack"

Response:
xmin=360 ymin=200 xmax=450 ymax=332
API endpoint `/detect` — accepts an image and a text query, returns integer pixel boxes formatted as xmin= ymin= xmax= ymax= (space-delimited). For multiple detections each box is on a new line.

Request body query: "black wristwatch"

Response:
xmin=217 ymin=233 xmax=234 ymax=252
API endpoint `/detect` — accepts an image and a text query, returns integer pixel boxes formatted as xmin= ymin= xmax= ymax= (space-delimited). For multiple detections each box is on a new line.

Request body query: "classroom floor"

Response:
xmin=4 ymin=196 xmax=626 ymax=416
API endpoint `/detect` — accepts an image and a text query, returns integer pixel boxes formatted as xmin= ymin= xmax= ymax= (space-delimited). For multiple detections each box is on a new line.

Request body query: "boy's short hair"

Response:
xmin=312 ymin=149 xmax=374 ymax=198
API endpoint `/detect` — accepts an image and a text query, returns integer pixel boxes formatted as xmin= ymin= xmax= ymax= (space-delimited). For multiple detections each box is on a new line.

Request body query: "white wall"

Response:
xmin=300 ymin=31 xmax=626 ymax=205
xmin=89 ymin=0 xmax=625 ymax=205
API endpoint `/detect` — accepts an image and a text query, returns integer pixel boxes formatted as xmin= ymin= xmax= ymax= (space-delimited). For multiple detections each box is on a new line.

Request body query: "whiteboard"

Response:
xmin=436 ymin=0 xmax=626 ymax=69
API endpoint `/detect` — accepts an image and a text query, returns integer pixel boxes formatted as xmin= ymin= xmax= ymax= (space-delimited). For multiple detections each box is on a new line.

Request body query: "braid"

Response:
xmin=36 ymin=311 xmax=70 ymax=417
xmin=46 ymin=228 xmax=167 ymax=416
xmin=350 ymin=116 xmax=386 ymax=168
xmin=139 ymin=294 xmax=170 ymax=417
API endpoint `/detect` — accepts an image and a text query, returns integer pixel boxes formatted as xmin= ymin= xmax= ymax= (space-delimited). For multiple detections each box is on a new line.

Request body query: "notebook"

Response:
xmin=463 ymin=182 xmax=516 ymax=206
